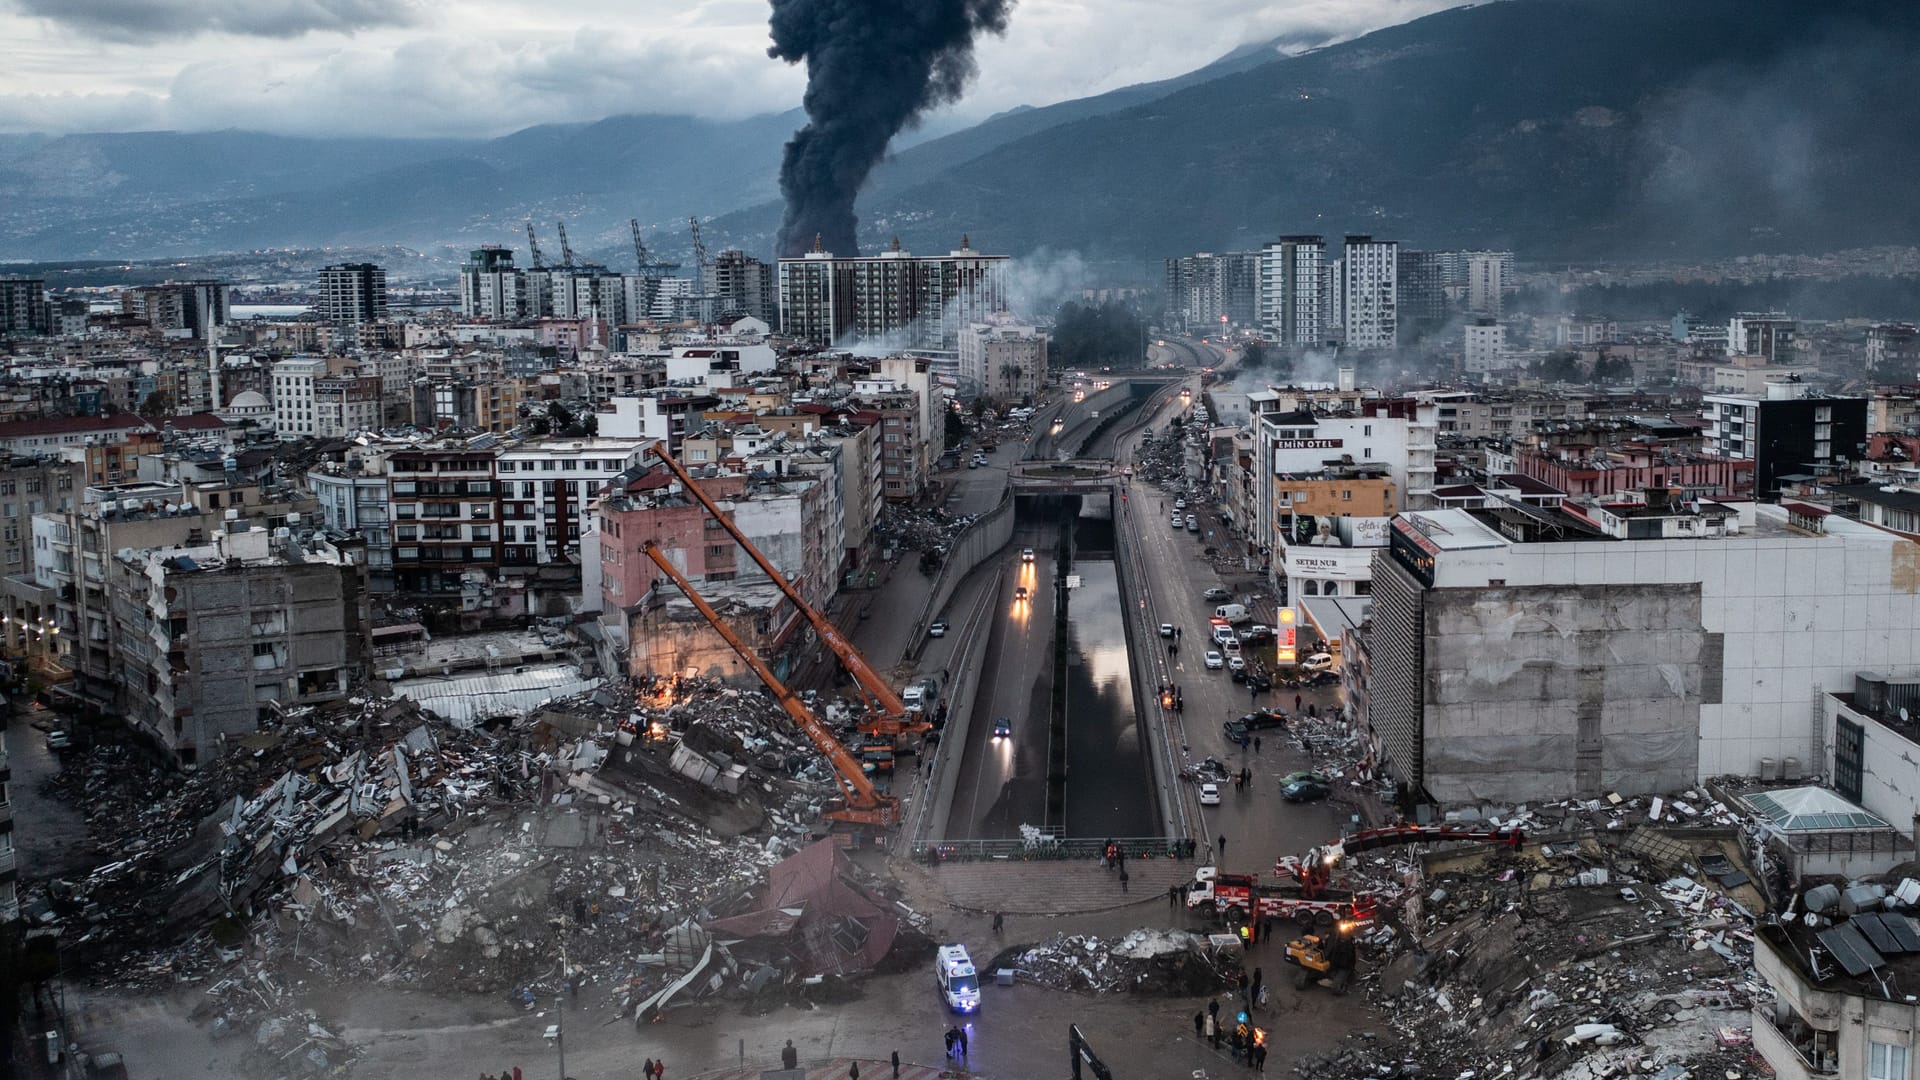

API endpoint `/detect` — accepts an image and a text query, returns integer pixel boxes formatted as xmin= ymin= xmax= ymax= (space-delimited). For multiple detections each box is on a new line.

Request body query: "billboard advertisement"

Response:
xmin=1289 ymin=514 xmax=1392 ymax=548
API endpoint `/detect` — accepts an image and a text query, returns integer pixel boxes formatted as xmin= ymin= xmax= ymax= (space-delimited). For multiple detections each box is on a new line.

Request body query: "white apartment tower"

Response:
xmin=1340 ymin=235 xmax=1398 ymax=349
xmin=1465 ymin=251 xmax=1509 ymax=317
xmin=271 ymin=357 xmax=329 ymax=439
xmin=1258 ymin=235 xmax=1326 ymax=345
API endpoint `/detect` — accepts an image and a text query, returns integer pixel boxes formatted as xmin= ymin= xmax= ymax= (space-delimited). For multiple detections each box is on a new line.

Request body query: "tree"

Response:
xmin=1530 ymin=351 xmax=1585 ymax=383
xmin=944 ymin=407 xmax=967 ymax=447
xmin=138 ymin=389 xmax=174 ymax=419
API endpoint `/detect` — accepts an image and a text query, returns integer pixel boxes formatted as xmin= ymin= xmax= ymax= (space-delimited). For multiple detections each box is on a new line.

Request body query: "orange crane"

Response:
xmin=647 ymin=446 xmax=926 ymax=738
xmin=642 ymin=541 xmax=898 ymax=826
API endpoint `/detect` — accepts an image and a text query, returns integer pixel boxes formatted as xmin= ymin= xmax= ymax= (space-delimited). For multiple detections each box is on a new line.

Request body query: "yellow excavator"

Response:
xmin=1283 ymin=919 xmax=1358 ymax=994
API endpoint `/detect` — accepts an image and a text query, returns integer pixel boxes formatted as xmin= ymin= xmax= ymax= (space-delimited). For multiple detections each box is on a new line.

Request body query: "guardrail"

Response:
xmin=908 ymin=834 xmax=1198 ymax=862
xmin=907 ymin=485 xmax=1015 ymax=659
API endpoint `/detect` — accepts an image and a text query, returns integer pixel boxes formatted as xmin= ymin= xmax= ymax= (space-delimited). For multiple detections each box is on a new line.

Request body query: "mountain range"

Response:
xmin=5 ymin=0 xmax=1920 ymax=271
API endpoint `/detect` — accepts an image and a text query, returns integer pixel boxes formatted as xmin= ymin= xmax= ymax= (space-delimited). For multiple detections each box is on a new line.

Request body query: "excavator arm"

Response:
xmin=648 ymin=445 xmax=923 ymax=737
xmin=642 ymin=542 xmax=898 ymax=826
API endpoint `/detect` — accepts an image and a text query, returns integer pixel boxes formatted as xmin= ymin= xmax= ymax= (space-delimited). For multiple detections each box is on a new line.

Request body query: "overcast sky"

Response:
xmin=0 ymin=0 xmax=1457 ymax=138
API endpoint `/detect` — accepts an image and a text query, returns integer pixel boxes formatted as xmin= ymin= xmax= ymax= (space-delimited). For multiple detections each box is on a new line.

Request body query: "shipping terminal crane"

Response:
xmin=525 ymin=221 xmax=546 ymax=269
xmin=641 ymin=542 xmax=898 ymax=826
xmin=648 ymin=446 xmax=926 ymax=739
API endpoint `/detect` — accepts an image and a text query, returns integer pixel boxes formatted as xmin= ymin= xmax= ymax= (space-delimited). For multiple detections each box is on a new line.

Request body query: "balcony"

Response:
xmin=0 ymin=846 xmax=14 ymax=880
xmin=1752 ymin=1006 xmax=1838 ymax=1078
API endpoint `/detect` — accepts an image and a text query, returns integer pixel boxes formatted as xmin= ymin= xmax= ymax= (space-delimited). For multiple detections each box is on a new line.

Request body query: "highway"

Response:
xmin=1113 ymin=340 xmax=1350 ymax=874
xmin=943 ymin=518 xmax=1061 ymax=839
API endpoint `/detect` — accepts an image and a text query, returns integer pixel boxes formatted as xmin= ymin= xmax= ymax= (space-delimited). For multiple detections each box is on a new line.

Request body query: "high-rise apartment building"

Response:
xmin=316 ymin=263 xmax=389 ymax=327
xmin=777 ymin=238 xmax=1009 ymax=351
xmin=121 ymin=280 xmax=229 ymax=339
xmin=1258 ymin=237 xmax=1326 ymax=345
xmin=1166 ymin=251 xmax=1259 ymax=329
xmin=1727 ymin=312 xmax=1796 ymax=361
xmin=1339 ymin=236 xmax=1398 ymax=349
xmin=1868 ymin=323 xmax=1920 ymax=378
xmin=0 ymin=276 xmax=50 ymax=337
xmin=1702 ymin=387 xmax=1867 ymax=499
xmin=271 ymin=357 xmax=330 ymax=439
xmin=459 ymin=247 xmax=525 ymax=319
xmin=1395 ymin=250 xmax=1449 ymax=340
xmin=1466 ymin=252 xmax=1510 ymax=317
xmin=710 ymin=249 xmax=776 ymax=323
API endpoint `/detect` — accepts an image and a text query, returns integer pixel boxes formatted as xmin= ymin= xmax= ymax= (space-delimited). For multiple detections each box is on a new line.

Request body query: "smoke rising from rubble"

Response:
xmin=768 ymin=0 xmax=1015 ymax=259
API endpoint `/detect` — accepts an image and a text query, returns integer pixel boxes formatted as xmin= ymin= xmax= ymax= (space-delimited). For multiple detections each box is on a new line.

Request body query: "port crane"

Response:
xmin=525 ymin=221 xmax=546 ymax=269
xmin=629 ymin=218 xmax=681 ymax=277
xmin=687 ymin=216 xmax=710 ymax=296
xmin=556 ymin=221 xmax=576 ymax=269
xmin=647 ymin=446 xmax=925 ymax=739
xmin=642 ymin=542 xmax=898 ymax=826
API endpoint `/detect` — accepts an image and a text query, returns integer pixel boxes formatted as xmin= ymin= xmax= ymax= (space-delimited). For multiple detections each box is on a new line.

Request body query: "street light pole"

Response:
xmin=556 ymin=938 xmax=567 ymax=1080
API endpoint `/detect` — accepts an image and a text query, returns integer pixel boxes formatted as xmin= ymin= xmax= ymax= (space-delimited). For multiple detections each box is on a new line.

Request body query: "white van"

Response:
xmin=1213 ymin=603 xmax=1251 ymax=625
xmin=936 ymin=944 xmax=980 ymax=1012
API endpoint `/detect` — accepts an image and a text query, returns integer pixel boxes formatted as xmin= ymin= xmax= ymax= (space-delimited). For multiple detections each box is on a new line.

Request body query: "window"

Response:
xmin=1871 ymin=1042 xmax=1910 ymax=1080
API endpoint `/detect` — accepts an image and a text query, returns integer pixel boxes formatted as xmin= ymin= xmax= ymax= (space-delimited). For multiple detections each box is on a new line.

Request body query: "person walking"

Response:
xmin=945 ymin=1028 xmax=957 ymax=1058
xmin=1250 ymin=967 xmax=1263 ymax=1009
xmin=1194 ymin=1011 xmax=1205 ymax=1039
xmin=849 ymin=1061 xmax=860 ymax=1079
xmin=891 ymin=1050 xmax=900 ymax=1079
xmin=642 ymin=1059 xmax=654 ymax=1080
xmin=1119 ymin=863 xmax=1129 ymax=892
xmin=1294 ymin=693 xmax=1302 ymax=711
xmin=1218 ymin=834 xmax=1227 ymax=858
xmin=782 ymin=1041 xmax=799 ymax=1070
xmin=992 ymin=910 xmax=1005 ymax=933
xmin=957 ymin=1027 xmax=969 ymax=1058
xmin=1253 ymin=736 xmax=1261 ymax=753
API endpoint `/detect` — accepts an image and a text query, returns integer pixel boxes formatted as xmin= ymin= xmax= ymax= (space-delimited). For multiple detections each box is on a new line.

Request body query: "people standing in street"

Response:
xmin=1253 ymin=736 xmax=1261 ymax=753
xmin=642 ymin=1059 xmax=654 ymax=1079
xmin=958 ymin=1027 xmax=969 ymax=1058
xmin=782 ymin=1041 xmax=799 ymax=1070
xmin=1218 ymin=834 xmax=1227 ymax=857
xmin=1250 ymin=967 xmax=1263 ymax=1009
xmin=945 ymin=1028 xmax=957 ymax=1058
xmin=1194 ymin=1011 xmax=1205 ymax=1038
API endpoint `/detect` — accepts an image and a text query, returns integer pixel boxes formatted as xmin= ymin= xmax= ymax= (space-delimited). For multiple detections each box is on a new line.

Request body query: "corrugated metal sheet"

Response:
xmin=393 ymin=666 xmax=598 ymax=726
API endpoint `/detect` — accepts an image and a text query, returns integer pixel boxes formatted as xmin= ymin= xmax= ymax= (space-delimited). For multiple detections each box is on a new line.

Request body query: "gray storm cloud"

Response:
xmin=8 ymin=0 xmax=421 ymax=40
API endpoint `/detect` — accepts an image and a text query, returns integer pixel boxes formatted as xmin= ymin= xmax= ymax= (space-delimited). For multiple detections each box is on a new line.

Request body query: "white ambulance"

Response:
xmin=935 ymin=944 xmax=980 ymax=1013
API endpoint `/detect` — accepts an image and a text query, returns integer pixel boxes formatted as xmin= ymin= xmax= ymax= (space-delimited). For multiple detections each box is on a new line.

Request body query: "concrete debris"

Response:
xmin=1291 ymin=813 xmax=1771 ymax=1079
xmin=989 ymin=929 xmax=1235 ymax=995
xmin=32 ymin=669 xmax=919 ymax=1070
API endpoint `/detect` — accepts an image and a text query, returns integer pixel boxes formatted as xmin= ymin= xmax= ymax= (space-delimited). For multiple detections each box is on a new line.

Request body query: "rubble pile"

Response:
xmin=991 ymin=928 xmax=1235 ymax=996
xmin=1295 ymin=825 xmax=1768 ymax=1079
xmin=872 ymin=504 xmax=977 ymax=558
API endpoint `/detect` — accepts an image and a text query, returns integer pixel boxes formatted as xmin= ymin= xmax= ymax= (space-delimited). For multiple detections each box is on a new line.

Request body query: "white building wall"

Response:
xmin=1477 ymin=510 xmax=1920 ymax=779
xmin=1464 ymin=323 xmax=1506 ymax=373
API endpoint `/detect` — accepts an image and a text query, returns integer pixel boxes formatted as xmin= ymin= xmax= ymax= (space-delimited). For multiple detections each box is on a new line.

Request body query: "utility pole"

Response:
xmin=555 ymin=937 xmax=568 ymax=1080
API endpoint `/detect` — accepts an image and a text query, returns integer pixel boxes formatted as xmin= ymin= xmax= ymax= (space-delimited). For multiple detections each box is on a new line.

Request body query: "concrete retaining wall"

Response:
xmin=907 ymin=485 xmax=1015 ymax=658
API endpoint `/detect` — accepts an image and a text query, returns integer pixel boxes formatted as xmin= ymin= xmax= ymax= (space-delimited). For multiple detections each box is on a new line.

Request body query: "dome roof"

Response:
xmin=228 ymin=390 xmax=270 ymax=409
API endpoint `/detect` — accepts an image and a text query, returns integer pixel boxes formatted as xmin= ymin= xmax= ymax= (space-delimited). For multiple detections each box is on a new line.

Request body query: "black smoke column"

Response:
xmin=769 ymin=0 xmax=1014 ymax=258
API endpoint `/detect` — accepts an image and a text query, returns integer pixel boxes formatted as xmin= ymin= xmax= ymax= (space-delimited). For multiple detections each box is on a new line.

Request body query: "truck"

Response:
xmin=936 ymin=944 xmax=980 ymax=1012
xmin=1214 ymin=603 xmax=1251 ymax=624
xmin=1184 ymin=868 xmax=1376 ymax=925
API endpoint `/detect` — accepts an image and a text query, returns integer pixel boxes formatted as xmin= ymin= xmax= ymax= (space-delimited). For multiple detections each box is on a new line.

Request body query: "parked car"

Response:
xmin=1282 ymin=779 xmax=1332 ymax=803
xmin=46 ymin=728 xmax=72 ymax=752
xmin=1221 ymin=639 xmax=1241 ymax=655
xmin=928 ymin=622 xmax=948 ymax=638
xmin=1186 ymin=514 xmax=1200 ymax=531
xmin=1249 ymin=673 xmax=1272 ymax=692
xmin=1301 ymin=652 xmax=1335 ymax=673
xmin=1203 ymin=587 xmax=1230 ymax=601
xmin=1241 ymin=625 xmax=1275 ymax=643
xmin=1198 ymin=782 xmax=1221 ymax=806
xmin=1174 ymin=499 xmax=1187 ymax=511
xmin=992 ymin=717 xmax=1012 ymax=740
xmin=1204 ymin=651 xmax=1225 ymax=670
xmin=1160 ymin=622 xmax=1175 ymax=638
xmin=1222 ymin=720 xmax=1249 ymax=741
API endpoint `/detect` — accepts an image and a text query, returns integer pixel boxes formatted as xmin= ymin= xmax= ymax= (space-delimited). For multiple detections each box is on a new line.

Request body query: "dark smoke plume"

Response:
xmin=769 ymin=0 xmax=1013 ymax=258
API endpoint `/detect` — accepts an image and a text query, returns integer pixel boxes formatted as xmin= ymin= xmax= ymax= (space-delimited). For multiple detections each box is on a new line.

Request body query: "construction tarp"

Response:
xmin=704 ymin=839 xmax=899 ymax=975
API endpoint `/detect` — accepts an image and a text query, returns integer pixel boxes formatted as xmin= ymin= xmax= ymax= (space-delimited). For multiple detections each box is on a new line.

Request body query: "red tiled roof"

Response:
xmin=162 ymin=413 xmax=230 ymax=430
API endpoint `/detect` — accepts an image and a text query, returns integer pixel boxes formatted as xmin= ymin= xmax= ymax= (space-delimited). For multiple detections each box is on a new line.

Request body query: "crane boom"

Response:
xmin=1278 ymin=825 xmax=1525 ymax=896
xmin=642 ymin=542 xmax=898 ymax=825
xmin=630 ymin=218 xmax=648 ymax=276
xmin=648 ymin=446 xmax=918 ymax=736
xmin=688 ymin=216 xmax=708 ymax=296
xmin=526 ymin=221 xmax=546 ymax=269
xmin=556 ymin=221 xmax=576 ymax=269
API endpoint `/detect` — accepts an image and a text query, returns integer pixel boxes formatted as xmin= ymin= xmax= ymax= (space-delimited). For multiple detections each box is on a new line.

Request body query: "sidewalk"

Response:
xmin=689 ymin=1059 xmax=980 ymax=1080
